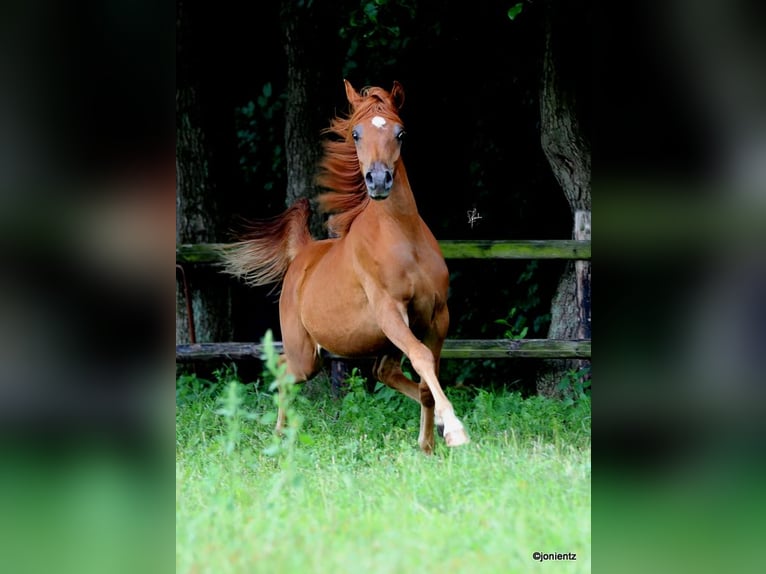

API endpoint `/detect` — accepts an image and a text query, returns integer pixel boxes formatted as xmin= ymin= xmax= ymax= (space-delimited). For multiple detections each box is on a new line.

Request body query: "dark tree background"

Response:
xmin=176 ymin=0 xmax=590 ymax=395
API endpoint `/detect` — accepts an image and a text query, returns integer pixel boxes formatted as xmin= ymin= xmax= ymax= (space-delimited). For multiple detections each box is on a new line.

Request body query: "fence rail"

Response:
xmin=176 ymin=338 xmax=591 ymax=362
xmin=176 ymin=239 xmax=591 ymax=264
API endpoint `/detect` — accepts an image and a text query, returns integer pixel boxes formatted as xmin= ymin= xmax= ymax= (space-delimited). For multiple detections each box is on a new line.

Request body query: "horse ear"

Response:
xmin=344 ymin=79 xmax=362 ymax=109
xmin=391 ymin=81 xmax=405 ymax=110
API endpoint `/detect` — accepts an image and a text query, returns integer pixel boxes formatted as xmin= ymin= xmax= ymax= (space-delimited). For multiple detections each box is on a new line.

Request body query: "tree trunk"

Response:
xmin=176 ymin=0 xmax=231 ymax=345
xmin=280 ymin=0 xmax=327 ymax=238
xmin=538 ymin=0 xmax=592 ymax=397
xmin=280 ymin=1 xmax=347 ymax=388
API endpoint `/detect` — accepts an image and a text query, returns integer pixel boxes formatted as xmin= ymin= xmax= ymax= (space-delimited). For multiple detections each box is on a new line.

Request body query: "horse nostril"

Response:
xmin=384 ymin=172 xmax=392 ymax=184
xmin=365 ymin=172 xmax=373 ymax=184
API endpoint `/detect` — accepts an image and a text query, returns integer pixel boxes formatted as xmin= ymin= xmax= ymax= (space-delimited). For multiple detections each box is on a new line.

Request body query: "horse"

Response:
xmin=222 ymin=80 xmax=469 ymax=453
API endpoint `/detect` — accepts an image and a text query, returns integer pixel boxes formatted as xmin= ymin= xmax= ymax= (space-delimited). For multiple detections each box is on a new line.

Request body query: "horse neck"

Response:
xmin=377 ymin=162 xmax=420 ymax=222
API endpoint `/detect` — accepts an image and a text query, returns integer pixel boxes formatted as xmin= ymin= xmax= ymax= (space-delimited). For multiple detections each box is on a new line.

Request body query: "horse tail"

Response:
xmin=220 ymin=198 xmax=312 ymax=287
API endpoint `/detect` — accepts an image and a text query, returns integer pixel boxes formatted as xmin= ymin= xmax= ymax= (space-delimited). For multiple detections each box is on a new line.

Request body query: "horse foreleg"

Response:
xmin=375 ymin=300 xmax=469 ymax=448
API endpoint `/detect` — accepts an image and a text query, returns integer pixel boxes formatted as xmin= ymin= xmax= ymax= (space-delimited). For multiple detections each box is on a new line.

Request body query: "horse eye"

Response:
xmin=396 ymin=130 xmax=406 ymax=142
xmin=352 ymin=130 xmax=360 ymax=142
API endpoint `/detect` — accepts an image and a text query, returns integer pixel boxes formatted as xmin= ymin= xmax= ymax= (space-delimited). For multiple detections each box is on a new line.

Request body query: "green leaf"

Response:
xmin=298 ymin=433 xmax=314 ymax=446
xmin=507 ymin=2 xmax=523 ymax=20
xmin=262 ymin=82 xmax=272 ymax=98
xmin=363 ymin=2 xmax=378 ymax=23
xmin=263 ymin=444 xmax=281 ymax=457
xmin=260 ymin=411 xmax=277 ymax=425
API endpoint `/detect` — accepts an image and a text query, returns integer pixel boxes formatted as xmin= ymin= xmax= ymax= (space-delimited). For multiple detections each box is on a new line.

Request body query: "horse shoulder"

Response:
xmin=416 ymin=219 xmax=448 ymax=271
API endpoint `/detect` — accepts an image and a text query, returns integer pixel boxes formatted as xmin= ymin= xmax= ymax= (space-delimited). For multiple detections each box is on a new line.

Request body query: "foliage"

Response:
xmin=341 ymin=367 xmax=419 ymax=433
xmin=556 ymin=365 xmax=592 ymax=407
xmin=259 ymin=329 xmax=314 ymax=462
xmin=507 ymin=2 xmax=524 ymax=21
xmin=495 ymin=260 xmax=552 ymax=339
xmin=495 ymin=306 xmax=529 ymax=339
xmin=176 ymin=371 xmax=216 ymax=405
xmin=235 ymin=82 xmax=286 ymax=193
xmin=340 ymin=0 xmax=418 ymax=80
xmin=215 ymin=376 xmax=260 ymax=455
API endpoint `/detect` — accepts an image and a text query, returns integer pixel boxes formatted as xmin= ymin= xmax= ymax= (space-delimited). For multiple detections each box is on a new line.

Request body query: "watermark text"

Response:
xmin=467 ymin=208 xmax=483 ymax=228
xmin=532 ymin=551 xmax=577 ymax=562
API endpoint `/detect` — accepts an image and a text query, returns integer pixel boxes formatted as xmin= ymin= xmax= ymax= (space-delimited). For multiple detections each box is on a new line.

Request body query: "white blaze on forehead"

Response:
xmin=371 ymin=115 xmax=387 ymax=129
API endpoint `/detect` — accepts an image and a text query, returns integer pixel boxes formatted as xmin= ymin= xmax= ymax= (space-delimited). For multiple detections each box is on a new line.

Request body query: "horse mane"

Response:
xmin=316 ymin=87 xmax=402 ymax=237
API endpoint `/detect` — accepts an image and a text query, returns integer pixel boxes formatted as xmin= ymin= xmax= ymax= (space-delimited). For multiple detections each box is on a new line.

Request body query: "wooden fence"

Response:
xmin=177 ymin=240 xmax=590 ymax=264
xmin=176 ymin=239 xmax=591 ymax=364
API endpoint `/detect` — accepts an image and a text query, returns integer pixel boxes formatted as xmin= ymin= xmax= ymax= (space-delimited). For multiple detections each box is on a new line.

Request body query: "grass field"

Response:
xmin=176 ymin=357 xmax=591 ymax=574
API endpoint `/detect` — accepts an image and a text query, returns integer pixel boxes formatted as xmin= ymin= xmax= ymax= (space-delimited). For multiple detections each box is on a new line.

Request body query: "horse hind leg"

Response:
xmin=374 ymin=354 xmax=436 ymax=454
xmin=274 ymin=324 xmax=321 ymax=434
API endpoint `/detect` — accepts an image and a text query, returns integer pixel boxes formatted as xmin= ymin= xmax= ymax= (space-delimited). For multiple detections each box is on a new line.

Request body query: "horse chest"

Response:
xmin=381 ymin=245 xmax=447 ymax=306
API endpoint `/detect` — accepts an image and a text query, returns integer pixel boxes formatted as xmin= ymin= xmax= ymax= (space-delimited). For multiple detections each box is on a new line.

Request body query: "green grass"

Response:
xmin=176 ymin=363 xmax=591 ymax=574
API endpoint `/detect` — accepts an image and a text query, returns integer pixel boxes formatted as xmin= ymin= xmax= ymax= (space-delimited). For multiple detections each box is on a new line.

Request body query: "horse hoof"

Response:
xmin=444 ymin=428 xmax=470 ymax=447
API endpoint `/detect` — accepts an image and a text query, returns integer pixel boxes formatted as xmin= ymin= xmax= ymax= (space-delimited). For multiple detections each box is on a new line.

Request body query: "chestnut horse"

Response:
xmin=223 ymin=80 xmax=469 ymax=453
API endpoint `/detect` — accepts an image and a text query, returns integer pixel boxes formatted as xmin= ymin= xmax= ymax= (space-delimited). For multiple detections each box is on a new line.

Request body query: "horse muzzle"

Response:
xmin=365 ymin=163 xmax=393 ymax=200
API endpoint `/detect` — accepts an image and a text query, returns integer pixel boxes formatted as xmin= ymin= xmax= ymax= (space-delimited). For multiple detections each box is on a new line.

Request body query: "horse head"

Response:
xmin=344 ymin=80 xmax=407 ymax=200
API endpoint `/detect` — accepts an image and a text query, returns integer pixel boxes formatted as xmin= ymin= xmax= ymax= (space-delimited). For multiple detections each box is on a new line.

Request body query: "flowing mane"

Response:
xmin=316 ymin=87 xmax=403 ymax=237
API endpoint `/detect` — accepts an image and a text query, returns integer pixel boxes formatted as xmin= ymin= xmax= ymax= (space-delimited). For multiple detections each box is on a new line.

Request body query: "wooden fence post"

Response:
xmin=575 ymin=210 xmax=591 ymax=340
